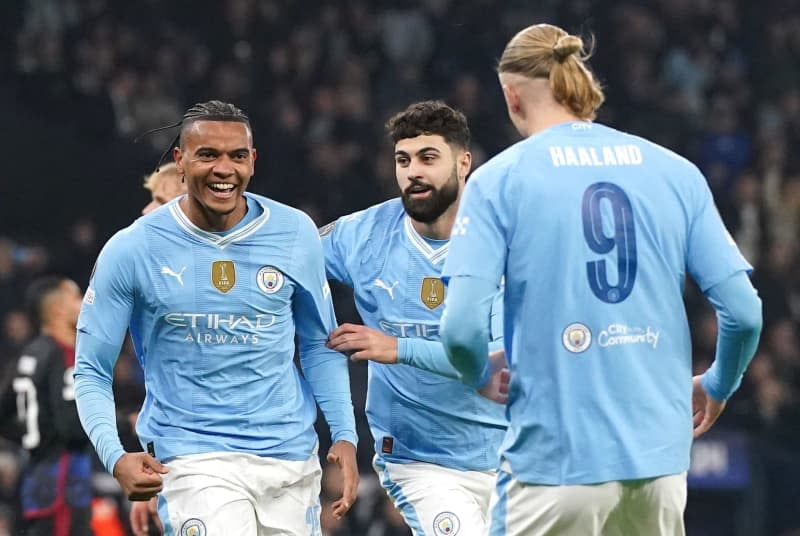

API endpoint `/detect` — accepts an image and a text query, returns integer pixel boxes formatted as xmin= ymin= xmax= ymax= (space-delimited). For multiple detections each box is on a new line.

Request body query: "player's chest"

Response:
xmin=139 ymin=249 xmax=294 ymax=313
xmin=354 ymin=249 xmax=448 ymax=319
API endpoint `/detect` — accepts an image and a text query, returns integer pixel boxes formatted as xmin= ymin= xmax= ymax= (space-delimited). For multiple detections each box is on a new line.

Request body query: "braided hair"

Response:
xmin=137 ymin=100 xmax=252 ymax=172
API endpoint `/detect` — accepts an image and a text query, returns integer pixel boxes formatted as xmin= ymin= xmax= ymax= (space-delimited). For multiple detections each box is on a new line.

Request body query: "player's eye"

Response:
xmin=234 ymin=151 xmax=249 ymax=160
xmin=422 ymin=154 xmax=437 ymax=162
xmin=395 ymin=157 xmax=409 ymax=166
xmin=197 ymin=150 xmax=216 ymax=160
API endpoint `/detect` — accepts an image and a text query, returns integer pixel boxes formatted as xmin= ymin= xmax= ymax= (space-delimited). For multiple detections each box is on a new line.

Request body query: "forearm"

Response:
xmin=399 ymin=337 xmax=504 ymax=381
xmin=701 ymin=272 xmax=763 ymax=401
xmin=398 ymin=338 xmax=460 ymax=379
xmin=440 ymin=276 xmax=496 ymax=387
xmin=74 ymin=332 xmax=126 ymax=473
xmin=301 ymin=344 xmax=357 ymax=446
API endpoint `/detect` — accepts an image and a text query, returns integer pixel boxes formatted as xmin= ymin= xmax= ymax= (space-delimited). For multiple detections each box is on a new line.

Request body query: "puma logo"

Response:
xmin=374 ymin=278 xmax=399 ymax=300
xmin=161 ymin=266 xmax=187 ymax=286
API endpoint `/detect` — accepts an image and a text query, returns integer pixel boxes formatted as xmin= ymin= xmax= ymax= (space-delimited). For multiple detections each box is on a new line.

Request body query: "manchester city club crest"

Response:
xmin=421 ymin=277 xmax=445 ymax=310
xmin=433 ymin=511 xmax=460 ymax=535
xmin=257 ymin=266 xmax=285 ymax=294
xmin=180 ymin=518 xmax=207 ymax=536
xmin=562 ymin=322 xmax=592 ymax=353
xmin=211 ymin=260 xmax=236 ymax=293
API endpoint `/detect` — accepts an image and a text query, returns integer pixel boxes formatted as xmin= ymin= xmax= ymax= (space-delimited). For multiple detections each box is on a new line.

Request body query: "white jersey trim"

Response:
xmin=403 ymin=217 xmax=449 ymax=265
xmin=169 ymin=198 xmax=271 ymax=249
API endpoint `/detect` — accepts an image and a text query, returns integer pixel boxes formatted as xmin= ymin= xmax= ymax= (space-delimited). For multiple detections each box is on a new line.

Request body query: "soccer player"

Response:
xmin=322 ymin=101 xmax=507 ymax=536
xmin=440 ymin=24 xmax=762 ymax=536
xmin=141 ymin=162 xmax=187 ymax=215
xmin=74 ymin=100 xmax=358 ymax=536
xmin=2 ymin=276 xmax=93 ymax=536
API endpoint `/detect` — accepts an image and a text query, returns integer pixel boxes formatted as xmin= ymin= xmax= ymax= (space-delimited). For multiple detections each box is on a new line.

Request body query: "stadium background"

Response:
xmin=0 ymin=0 xmax=798 ymax=534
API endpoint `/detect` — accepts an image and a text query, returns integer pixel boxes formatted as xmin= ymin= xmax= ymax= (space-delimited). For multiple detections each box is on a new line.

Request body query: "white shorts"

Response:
xmin=374 ymin=456 xmax=496 ymax=536
xmin=157 ymin=450 xmax=322 ymax=536
xmin=490 ymin=470 xmax=687 ymax=536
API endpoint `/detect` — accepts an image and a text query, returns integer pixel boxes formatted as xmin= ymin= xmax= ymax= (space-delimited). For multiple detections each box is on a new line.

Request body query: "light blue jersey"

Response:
xmin=442 ymin=122 xmax=753 ymax=485
xmin=322 ymin=199 xmax=506 ymax=471
xmin=75 ymin=193 xmax=356 ymax=474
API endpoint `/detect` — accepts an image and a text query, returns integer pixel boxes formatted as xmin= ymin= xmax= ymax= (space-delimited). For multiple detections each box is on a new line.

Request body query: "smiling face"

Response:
xmin=173 ymin=120 xmax=257 ymax=231
xmin=394 ymin=134 xmax=466 ymax=224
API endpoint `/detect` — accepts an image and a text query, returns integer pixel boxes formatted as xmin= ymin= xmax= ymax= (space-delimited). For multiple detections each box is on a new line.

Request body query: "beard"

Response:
xmin=401 ymin=167 xmax=459 ymax=223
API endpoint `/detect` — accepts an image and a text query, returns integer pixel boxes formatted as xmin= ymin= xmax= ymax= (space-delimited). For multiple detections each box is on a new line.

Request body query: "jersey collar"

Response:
xmin=404 ymin=216 xmax=449 ymax=265
xmin=169 ymin=195 xmax=270 ymax=249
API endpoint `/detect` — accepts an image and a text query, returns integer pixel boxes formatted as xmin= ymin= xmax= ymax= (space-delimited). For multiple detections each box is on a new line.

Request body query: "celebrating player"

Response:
xmin=74 ymin=100 xmax=358 ymax=535
xmin=322 ymin=101 xmax=507 ymax=536
xmin=440 ymin=24 xmax=762 ymax=536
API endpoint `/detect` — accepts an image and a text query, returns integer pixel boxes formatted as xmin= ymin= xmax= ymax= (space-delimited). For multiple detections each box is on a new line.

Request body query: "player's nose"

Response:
xmin=212 ymin=157 xmax=235 ymax=177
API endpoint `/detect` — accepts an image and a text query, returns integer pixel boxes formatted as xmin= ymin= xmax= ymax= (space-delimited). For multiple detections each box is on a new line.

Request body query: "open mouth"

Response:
xmin=207 ymin=183 xmax=236 ymax=199
xmin=407 ymin=184 xmax=433 ymax=198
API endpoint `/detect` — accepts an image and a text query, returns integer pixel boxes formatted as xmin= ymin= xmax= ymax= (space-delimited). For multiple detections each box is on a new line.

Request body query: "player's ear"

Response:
xmin=251 ymin=148 xmax=257 ymax=165
xmin=458 ymin=150 xmax=472 ymax=180
xmin=501 ymin=83 xmax=522 ymax=115
xmin=173 ymin=146 xmax=184 ymax=174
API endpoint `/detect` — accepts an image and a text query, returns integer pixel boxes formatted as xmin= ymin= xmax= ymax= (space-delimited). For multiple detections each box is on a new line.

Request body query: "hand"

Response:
xmin=326 ymin=440 xmax=358 ymax=519
xmin=130 ymin=496 xmax=163 ymax=536
xmin=327 ymin=323 xmax=398 ymax=363
xmin=113 ymin=452 xmax=168 ymax=501
xmin=478 ymin=349 xmax=510 ymax=404
xmin=692 ymin=375 xmax=727 ymax=438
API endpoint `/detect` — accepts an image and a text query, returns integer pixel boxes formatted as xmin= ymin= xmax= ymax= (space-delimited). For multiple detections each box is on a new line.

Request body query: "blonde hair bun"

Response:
xmin=553 ymin=35 xmax=583 ymax=62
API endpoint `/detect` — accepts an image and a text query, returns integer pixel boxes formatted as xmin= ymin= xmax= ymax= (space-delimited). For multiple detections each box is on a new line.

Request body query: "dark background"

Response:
xmin=0 ymin=0 xmax=798 ymax=535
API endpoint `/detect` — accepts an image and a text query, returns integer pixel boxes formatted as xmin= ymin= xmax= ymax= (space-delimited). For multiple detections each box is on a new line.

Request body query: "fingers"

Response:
xmin=147 ymin=497 xmax=163 ymax=533
xmin=143 ymin=455 xmax=169 ymax=475
xmin=328 ymin=323 xmax=361 ymax=339
xmin=131 ymin=502 xmax=149 ymax=535
xmin=499 ymin=369 xmax=510 ymax=394
xmin=331 ymin=473 xmax=358 ymax=519
xmin=331 ymin=498 xmax=352 ymax=519
xmin=693 ymin=414 xmax=713 ymax=438
xmin=327 ymin=336 xmax=364 ymax=353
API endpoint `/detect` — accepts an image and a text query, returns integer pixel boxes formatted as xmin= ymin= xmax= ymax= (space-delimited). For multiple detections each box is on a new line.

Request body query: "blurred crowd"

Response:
xmin=0 ymin=0 xmax=798 ymax=534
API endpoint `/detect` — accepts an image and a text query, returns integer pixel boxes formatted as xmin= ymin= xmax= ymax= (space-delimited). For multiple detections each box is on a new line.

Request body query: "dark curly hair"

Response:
xmin=385 ymin=100 xmax=470 ymax=150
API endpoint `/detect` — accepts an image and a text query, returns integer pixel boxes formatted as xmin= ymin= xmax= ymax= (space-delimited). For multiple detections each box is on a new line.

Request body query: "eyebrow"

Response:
xmin=194 ymin=146 xmax=250 ymax=154
xmin=394 ymin=147 xmax=442 ymax=157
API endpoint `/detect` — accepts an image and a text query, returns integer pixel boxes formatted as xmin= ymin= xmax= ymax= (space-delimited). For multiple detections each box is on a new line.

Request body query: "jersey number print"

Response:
xmin=582 ymin=182 xmax=637 ymax=303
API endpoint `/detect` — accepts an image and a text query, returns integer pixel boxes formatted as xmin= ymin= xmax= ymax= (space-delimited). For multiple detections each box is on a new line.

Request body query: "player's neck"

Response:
xmin=410 ymin=207 xmax=457 ymax=241
xmin=180 ymin=195 xmax=248 ymax=232
xmin=42 ymin=324 xmax=76 ymax=349
xmin=523 ymin=106 xmax=581 ymax=138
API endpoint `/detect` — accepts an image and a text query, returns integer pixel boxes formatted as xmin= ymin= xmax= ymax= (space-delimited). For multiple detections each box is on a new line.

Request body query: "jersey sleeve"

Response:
xmin=74 ymin=229 xmax=137 ymax=473
xmin=442 ymin=170 xmax=509 ymax=284
xmin=320 ymin=217 xmax=353 ymax=287
xmin=295 ymin=217 xmax=357 ymax=446
xmin=686 ymin=169 xmax=752 ymax=291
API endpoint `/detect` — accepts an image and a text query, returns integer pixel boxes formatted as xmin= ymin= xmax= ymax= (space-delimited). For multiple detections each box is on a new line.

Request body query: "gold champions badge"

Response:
xmin=421 ymin=277 xmax=445 ymax=310
xmin=211 ymin=260 xmax=236 ymax=293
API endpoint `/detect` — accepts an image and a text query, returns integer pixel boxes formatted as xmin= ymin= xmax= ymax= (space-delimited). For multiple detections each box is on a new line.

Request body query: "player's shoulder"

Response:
xmin=247 ymin=192 xmax=313 ymax=226
xmin=321 ymin=198 xmax=404 ymax=238
xmin=241 ymin=192 xmax=322 ymax=245
xmin=468 ymin=136 xmax=540 ymax=191
xmin=98 ymin=219 xmax=146 ymax=260
xmin=605 ymin=124 xmax=701 ymax=174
